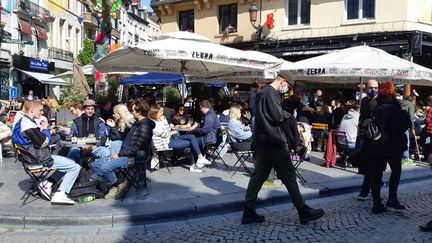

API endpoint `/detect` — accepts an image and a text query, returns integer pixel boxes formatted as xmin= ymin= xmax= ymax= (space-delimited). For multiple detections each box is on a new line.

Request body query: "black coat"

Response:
xmin=364 ymin=96 xmax=411 ymax=159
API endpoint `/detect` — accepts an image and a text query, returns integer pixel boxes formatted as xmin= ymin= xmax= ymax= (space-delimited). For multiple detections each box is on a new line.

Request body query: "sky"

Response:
xmin=141 ymin=0 xmax=153 ymax=12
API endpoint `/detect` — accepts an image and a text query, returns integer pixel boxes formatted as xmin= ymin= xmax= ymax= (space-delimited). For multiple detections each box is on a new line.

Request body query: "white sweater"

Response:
xmin=152 ymin=119 xmax=171 ymax=151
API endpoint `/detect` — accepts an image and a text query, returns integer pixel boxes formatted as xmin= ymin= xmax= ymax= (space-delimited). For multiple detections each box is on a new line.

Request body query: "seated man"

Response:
xmin=92 ymin=99 xmax=155 ymax=199
xmin=61 ymin=99 xmax=109 ymax=163
xmin=189 ymin=100 xmax=222 ymax=148
xmin=0 ymin=99 xmax=10 ymax=123
xmin=12 ymin=100 xmax=80 ymax=205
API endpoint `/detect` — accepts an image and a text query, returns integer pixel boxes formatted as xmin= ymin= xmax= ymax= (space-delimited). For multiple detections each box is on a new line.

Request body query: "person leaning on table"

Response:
xmin=241 ymin=74 xmax=325 ymax=225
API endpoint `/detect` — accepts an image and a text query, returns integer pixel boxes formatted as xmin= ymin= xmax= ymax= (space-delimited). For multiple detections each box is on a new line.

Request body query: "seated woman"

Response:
xmin=106 ymin=104 xmax=134 ymax=155
xmin=172 ymin=106 xmax=191 ymax=126
xmin=313 ymin=102 xmax=331 ymax=151
xmin=227 ymin=105 xmax=253 ymax=151
xmin=149 ymin=105 xmax=211 ymax=173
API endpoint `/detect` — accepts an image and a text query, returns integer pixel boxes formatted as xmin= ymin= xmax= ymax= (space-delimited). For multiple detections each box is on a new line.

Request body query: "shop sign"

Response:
xmin=29 ymin=59 xmax=49 ymax=71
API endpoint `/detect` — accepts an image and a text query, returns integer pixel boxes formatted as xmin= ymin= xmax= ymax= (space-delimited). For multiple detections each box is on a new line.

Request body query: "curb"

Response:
xmin=1 ymin=171 xmax=431 ymax=228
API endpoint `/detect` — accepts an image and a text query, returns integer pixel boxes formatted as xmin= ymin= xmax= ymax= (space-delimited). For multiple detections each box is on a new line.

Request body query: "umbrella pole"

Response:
xmin=181 ymin=61 xmax=186 ymax=104
xmin=359 ymin=77 xmax=363 ymax=102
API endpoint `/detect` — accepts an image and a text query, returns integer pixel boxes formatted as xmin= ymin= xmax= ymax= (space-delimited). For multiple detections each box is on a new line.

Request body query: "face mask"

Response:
xmin=279 ymin=85 xmax=289 ymax=94
xmin=367 ymin=89 xmax=378 ymax=98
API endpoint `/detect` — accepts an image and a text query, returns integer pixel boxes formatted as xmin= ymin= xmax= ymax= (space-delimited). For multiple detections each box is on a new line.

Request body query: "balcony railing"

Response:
xmin=48 ymin=47 xmax=74 ymax=62
xmin=16 ymin=0 xmax=50 ymax=19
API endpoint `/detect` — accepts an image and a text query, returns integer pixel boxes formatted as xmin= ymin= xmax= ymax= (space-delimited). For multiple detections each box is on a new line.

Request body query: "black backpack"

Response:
xmin=69 ymin=168 xmax=107 ymax=201
xmin=362 ymin=118 xmax=382 ymax=141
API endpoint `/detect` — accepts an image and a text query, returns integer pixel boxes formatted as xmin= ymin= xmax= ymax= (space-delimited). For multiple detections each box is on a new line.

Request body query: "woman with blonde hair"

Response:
xmin=148 ymin=104 xmax=210 ymax=172
xmin=227 ymin=105 xmax=252 ymax=142
xmin=106 ymin=104 xmax=134 ymax=154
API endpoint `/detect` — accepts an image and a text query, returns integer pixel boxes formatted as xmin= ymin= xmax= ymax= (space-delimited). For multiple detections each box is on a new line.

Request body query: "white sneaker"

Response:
xmin=190 ymin=165 xmax=204 ymax=173
xmin=197 ymin=157 xmax=212 ymax=165
xmin=51 ymin=191 xmax=76 ymax=205
xmin=196 ymin=162 xmax=205 ymax=168
xmin=38 ymin=181 xmax=52 ymax=200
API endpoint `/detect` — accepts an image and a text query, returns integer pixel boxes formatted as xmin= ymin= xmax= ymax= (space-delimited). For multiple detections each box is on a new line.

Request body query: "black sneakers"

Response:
xmin=386 ymin=198 xmax=406 ymax=210
xmin=241 ymin=206 xmax=265 ymax=225
xmin=298 ymin=205 xmax=325 ymax=225
xmin=372 ymin=203 xmax=388 ymax=214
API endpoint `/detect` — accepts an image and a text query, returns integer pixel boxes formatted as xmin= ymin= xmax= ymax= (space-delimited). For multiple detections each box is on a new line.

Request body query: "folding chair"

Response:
xmin=226 ymin=133 xmax=253 ymax=176
xmin=204 ymin=128 xmax=229 ymax=168
xmin=291 ymin=150 xmax=307 ymax=186
xmin=311 ymin=123 xmax=329 ymax=151
xmin=14 ymin=144 xmax=56 ymax=205
xmin=333 ymin=130 xmax=351 ymax=168
xmin=117 ymin=150 xmax=151 ymax=200
xmin=155 ymin=148 xmax=175 ymax=173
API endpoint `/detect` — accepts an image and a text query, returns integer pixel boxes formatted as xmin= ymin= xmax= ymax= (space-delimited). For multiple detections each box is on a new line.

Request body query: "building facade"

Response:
xmin=151 ymin=0 xmax=432 ymax=68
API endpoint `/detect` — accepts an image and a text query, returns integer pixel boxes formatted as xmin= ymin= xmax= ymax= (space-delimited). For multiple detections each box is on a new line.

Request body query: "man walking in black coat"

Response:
xmin=242 ymin=75 xmax=324 ymax=225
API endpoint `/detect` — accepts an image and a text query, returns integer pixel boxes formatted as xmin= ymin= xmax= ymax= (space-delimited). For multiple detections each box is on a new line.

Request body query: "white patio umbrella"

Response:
xmin=94 ymin=31 xmax=283 ymax=102
xmin=280 ymin=45 xmax=432 ymax=86
xmin=187 ymin=51 xmax=293 ymax=84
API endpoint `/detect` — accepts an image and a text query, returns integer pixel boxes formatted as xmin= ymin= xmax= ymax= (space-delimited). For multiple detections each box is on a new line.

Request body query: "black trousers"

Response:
xmin=367 ymin=154 xmax=402 ymax=204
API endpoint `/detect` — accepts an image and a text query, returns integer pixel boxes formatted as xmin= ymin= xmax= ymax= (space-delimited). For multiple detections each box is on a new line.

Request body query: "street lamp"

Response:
xmin=248 ymin=1 xmax=263 ymax=44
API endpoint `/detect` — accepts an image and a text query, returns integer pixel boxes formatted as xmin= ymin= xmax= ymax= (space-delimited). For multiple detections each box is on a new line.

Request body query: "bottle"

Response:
xmin=77 ymin=195 xmax=96 ymax=204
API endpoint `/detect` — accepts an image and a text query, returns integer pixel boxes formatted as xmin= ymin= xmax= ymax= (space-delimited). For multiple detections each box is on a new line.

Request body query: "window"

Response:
xmin=346 ymin=0 xmax=375 ymax=20
xmin=219 ymin=4 xmax=237 ymax=34
xmin=179 ymin=10 xmax=194 ymax=32
xmin=287 ymin=0 xmax=310 ymax=26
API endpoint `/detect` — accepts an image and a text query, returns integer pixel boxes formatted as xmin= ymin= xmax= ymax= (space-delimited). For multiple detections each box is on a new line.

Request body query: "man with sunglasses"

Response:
xmin=357 ymin=79 xmax=379 ymax=200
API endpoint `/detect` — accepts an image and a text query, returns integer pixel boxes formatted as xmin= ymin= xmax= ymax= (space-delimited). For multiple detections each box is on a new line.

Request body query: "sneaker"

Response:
xmin=298 ymin=205 xmax=325 ymax=225
xmin=115 ymin=180 xmax=130 ymax=199
xmin=190 ymin=165 xmax=204 ymax=173
xmin=263 ymin=181 xmax=277 ymax=187
xmin=372 ymin=203 xmax=388 ymax=214
xmin=196 ymin=162 xmax=205 ymax=168
xmin=241 ymin=206 xmax=265 ymax=224
xmin=197 ymin=157 xmax=211 ymax=165
xmin=38 ymin=181 xmax=52 ymax=200
xmin=50 ymin=191 xmax=75 ymax=205
xmin=28 ymin=164 xmax=43 ymax=170
xmin=402 ymin=158 xmax=414 ymax=165
xmin=105 ymin=186 xmax=119 ymax=200
xmin=357 ymin=192 xmax=369 ymax=201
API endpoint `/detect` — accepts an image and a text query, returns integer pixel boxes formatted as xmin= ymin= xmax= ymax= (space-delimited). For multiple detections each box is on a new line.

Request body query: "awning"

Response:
xmin=36 ymin=26 xmax=48 ymax=40
xmin=120 ymin=72 xmax=227 ymax=87
xmin=15 ymin=68 xmax=69 ymax=86
xmin=18 ymin=19 xmax=32 ymax=35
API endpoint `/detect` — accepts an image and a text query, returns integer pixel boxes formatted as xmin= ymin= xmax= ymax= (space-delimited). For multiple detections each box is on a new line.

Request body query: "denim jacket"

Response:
xmin=228 ymin=119 xmax=252 ymax=142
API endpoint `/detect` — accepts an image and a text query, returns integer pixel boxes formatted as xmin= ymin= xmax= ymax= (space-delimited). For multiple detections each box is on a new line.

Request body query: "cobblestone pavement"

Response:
xmin=1 ymin=181 xmax=432 ymax=243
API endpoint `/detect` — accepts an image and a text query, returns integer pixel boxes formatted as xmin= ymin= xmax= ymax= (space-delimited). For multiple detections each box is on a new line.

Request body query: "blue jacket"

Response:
xmin=12 ymin=115 xmax=53 ymax=165
xmin=193 ymin=109 xmax=222 ymax=145
xmin=228 ymin=119 xmax=252 ymax=142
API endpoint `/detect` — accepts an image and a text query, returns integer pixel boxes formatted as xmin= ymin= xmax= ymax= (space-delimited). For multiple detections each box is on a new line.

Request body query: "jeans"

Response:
xmin=245 ymin=147 xmax=305 ymax=209
xmin=51 ymin=155 xmax=81 ymax=193
xmin=67 ymin=146 xmax=111 ymax=164
xmin=169 ymin=135 xmax=201 ymax=164
xmin=110 ymin=140 xmax=123 ymax=155
xmin=92 ymin=156 xmax=128 ymax=185
xmin=402 ymin=130 xmax=410 ymax=160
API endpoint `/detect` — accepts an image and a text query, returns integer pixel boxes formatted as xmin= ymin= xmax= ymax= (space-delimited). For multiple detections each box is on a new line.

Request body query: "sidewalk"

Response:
xmin=0 ymin=151 xmax=430 ymax=228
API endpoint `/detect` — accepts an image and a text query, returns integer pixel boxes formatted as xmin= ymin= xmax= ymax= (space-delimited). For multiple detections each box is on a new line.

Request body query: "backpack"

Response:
xmin=69 ymin=168 xmax=107 ymax=202
xmin=363 ymin=118 xmax=382 ymax=141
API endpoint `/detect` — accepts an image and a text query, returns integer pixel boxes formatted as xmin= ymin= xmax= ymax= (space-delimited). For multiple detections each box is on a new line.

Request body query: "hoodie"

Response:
xmin=338 ymin=109 xmax=360 ymax=144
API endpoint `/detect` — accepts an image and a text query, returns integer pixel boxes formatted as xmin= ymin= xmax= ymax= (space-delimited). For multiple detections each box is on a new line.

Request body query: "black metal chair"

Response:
xmin=117 ymin=150 xmax=151 ymax=200
xmin=204 ymin=128 xmax=229 ymax=168
xmin=333 ymin=130 xmax=352 ymax=168
xmin=226 ymin=132 xmax=253 ymax=177
xmin=15 ymin=144 xmax=56 ymax=205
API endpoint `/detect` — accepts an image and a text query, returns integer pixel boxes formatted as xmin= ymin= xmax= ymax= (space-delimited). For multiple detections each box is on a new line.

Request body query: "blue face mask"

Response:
xmin=368 ymin=89 xmax=378 ymax=98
